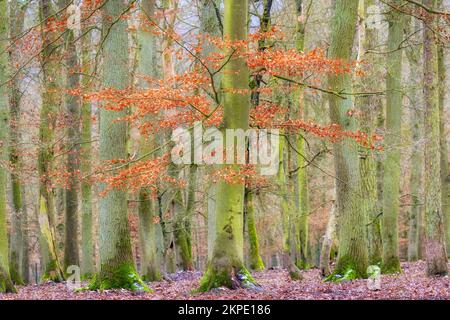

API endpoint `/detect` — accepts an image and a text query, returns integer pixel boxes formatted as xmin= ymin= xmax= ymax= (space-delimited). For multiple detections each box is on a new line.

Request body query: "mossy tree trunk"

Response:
xmin=356 ymin=0 xmax=382 ymax=265
xmin=170 ymin=167 xmax=193 ymax=271
xmin=422 ymin=0 xmax=448 ymax=276
xmin=89 ymin=0 xmax=147 ymax=291
xmin=319 ymin=199 xmax=337 ymax=277
xmin=207 ymin=184 xmax=216 ymax=261
xmin=278 ymin=134 xmax=302 ymax=280
xmin=291 ymin=0 xmax=309 ymax=270
xmin=437 ymin=1 xmax=449 ymax=257
xmin=8 ymin=1 xmax=27 ymax=285
xmin=199 ymin=0 xmax=259 ymax=292
xmin=405 ymin=17 xmax=423 ymax=262
xmin=136 ymin=0 xmax=162 ymax=281
xmin=199 ymin=0 xmax=222 ymax=263
xmin=138 ymin=189 xmax=161 ymax=281
xmin=174 ymin=165 xmax=196 ymax=271
xmin=244 ymin=0 xmax=271 ymax=272
xmin=381 ymin=0 xmax=404 ymax=274
xmin=37 ymin=0 xmax=64 ymax=282
xmin=160 ymin=0 xmax=179 ymax=274
xmin=327 ymin=0 xmax=369 ymax=279
xmin=407 ymin=81 xmax=424 ymax=262
xmin=80 ymin=18 xmax=95 ymax=278
xmin=245 ymin=191 xmax=264 ymax=271
xmin=161 ymin=0 xmax=193 ymax=272
xmin=62 ymin=0 xmax=81 ymax=271
xmin=0 ymin=0 xmax=17 ymax=293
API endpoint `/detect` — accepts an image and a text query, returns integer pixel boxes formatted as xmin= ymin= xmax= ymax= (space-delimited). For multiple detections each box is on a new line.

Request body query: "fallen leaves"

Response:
xmin=1 ymin=261 xmax=448 ymax=300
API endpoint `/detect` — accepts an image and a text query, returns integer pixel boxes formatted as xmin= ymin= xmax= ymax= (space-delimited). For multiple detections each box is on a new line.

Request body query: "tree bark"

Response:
xmin=0 ymin=0 xmax=17 ymax=293
xmin=381 ymin=0 xmax=404 ymax=274
xmin=37 ymin=0 xmax=65 ymax=282
xmin=80 ymin=22 xmax=95 ymax=278
xmin=356 ymin=0 xmax=382 ymax=265
xmin=327 ymin=0 xmax=368 ymax=279
xmin=422 ymin=0 xmax=448 ymax=276
xmin=62 ymin=0 xmax=81 ymax=271
xmin=8 ymin=1 xmax=27 ymax=285
xmin=136 ymin=0 xmax=163 ymax=281
xmin=199 ymin=0 xmax=259 ymax=291
xmin=291 ymin=0 xmax=309 ymax=270
xmin=320 ymin=199 xmax=337 ymax=277
xmin=405 ymin=16 xmax=423 ymax=262
xmin=89 ymin=0 xmax=147 ymax=291
xmin=437 ymin=1 xmax=449 ymax=257
xmin=245 ymin=191 xmax=264 ymax=271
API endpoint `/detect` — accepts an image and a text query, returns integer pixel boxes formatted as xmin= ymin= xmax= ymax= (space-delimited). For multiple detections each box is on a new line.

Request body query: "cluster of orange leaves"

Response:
xmin=73 ymin=24 xmax=381 ymax=192
xmin=280 ymin=120 xmax=384 ymax=150
xmin=92 ymin=155 xmax=177 ymax=196
xmin=247 ymin=48 xmax=352 ymax=78
xmin=208 ymin=165 xmax=268 ymax=188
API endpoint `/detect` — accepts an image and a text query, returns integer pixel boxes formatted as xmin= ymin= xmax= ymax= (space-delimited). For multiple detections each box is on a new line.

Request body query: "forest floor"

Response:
xmin=1 ymin=261 xmax=449 ymax=300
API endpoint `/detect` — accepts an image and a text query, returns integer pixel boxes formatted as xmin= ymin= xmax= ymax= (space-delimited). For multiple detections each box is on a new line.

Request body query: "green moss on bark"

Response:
xmin=246 ymin=192 xmax=265 ymax=271
xmin=41 ymin=258 xmax=64 ymax=282
xmin=198 ymin=262 xmax=259 ymax=292
xmin=381 ymin=256 xmax=402 ymax=274
xmin=88 ymin=263 xmax=151 ymax=292
xmin=325 ymin=255 xmax=368 ymax=282
xmin=9 ymin=252 xmax=24 ymax=285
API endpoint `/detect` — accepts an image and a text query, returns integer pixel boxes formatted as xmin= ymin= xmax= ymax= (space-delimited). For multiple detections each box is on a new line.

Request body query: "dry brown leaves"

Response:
xmin=1 ymin=261 xmax=448 ymax=300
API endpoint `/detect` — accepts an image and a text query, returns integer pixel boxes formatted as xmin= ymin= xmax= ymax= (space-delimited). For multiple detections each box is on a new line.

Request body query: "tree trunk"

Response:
xmin=245 ymin=191 xmax=264 ymax=271
xmin=422 ymin=0 xmax=448 ymax=276
xmin=173 ymin=170 xmax=194 ymax=271
xmin=0 ymin=0 xmax=17 ymax=293
xmin=244 ymin=0 xmax=271 ymax=272
xmin=63 ymin=0 xmax=81 ymax=271
xmin=37 ymin=0 xmax=65 ymax=282
xmin=207 ymin=183 xmax=216 ymax=261
xmin=199 ymin=0 xmax=259 ymax=291
xmin=199 ymin=0 xmax=222 ymax=264
xmin=89 ymin=0 xmax=147 ymax=291
xmin=292 ymin=0 xmax=309 ymax=270
xmin=356 ymin=0 xmax=382 ymax=265
xmin=80 ymin=26 xmax=95 ymax=278
xmin=327 ymin=0 xmax=368 ymax=279
xmin=278 ymin=134 xmax=302 ymax=280
xmin=8 ymin=1 xmax=27 ymax=285
xmin=138 ymin=189 xmax=161 ymax=281
xmin=320 ymin=199 xmax=337 ymax=277
xmin=405 ymin=17 xmax=423 ymax=262
xmin=135 ymin=0 xmax=162 ymax=281
xmin=381 ymin=0 xmax=404 ymax=274
xmin=437 ymin=1 xmax=449 ymax=258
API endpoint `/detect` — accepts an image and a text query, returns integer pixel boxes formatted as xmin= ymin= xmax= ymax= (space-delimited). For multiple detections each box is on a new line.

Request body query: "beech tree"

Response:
xmin=37 ymin=0 xmax=64 ymax=282
xmin=422 ymin=0 xmax=448 ymax=276
xmin=62 ymin=0 xmax=81 ymax=271
xmin=88 ymin=0 xmax=147 ymax=291
xmin=136 ymin=0 xmax=162 ymax=281
xmin=291 ymin=0 xmax=309 ymax=271
xmin=327 ymin=0 xmax=369 ymax=279
xmin=8 ymin=0 xmax=27 ymax=285
xmin=381 ymin=0 xmax=404 ymax=274
xmin=436 ymin=0 xmax=449 ymax=257
xmin=357 ymin=0 xmax=382 ymax=265
xmin=405 ymin=16 xmax=423 ymax=262
xmin=80 ymin=5 xmax=95 ymax=278
xmin=198 ymin=0 xmax=257 ymax=291
xmin=0 ymin=0 xmax=16 ymax=293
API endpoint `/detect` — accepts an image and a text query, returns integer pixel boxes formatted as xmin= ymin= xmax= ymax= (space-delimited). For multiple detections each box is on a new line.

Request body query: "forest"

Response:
xmin=0 ymin=0 xmax=449 ymax=301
